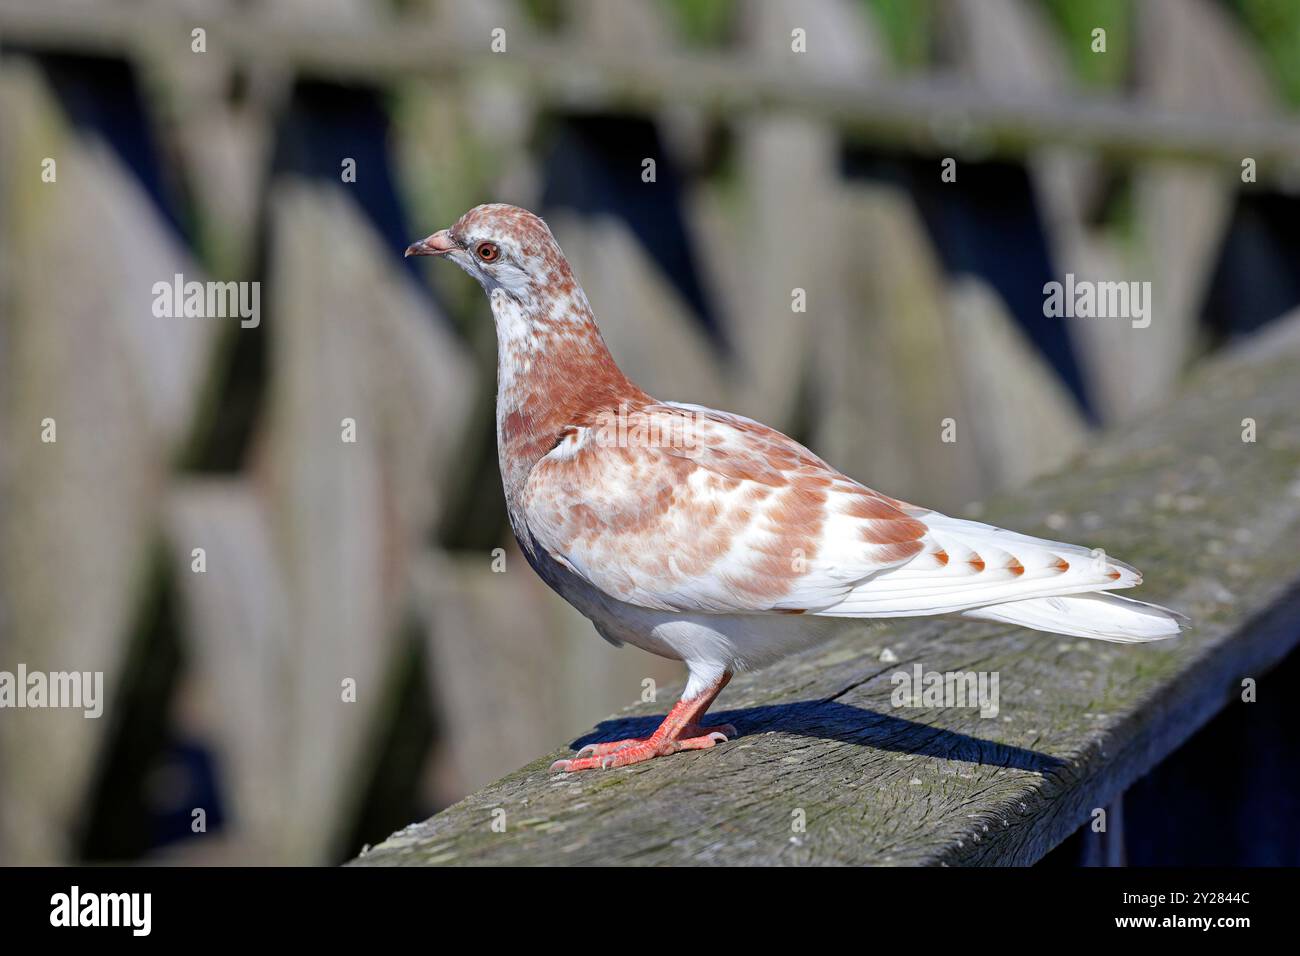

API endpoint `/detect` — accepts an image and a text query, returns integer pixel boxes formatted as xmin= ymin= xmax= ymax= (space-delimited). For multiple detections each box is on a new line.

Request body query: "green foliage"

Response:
xmin=1040 ymin=0 xmax=1132 ymax=90
xmin=660 ymin=0 xmax=737 ymax=47
xmin=1231 ymin=0 xmax=1300 ymax=106
xmin=861 ymin=0 xmax=934 ymax=70
xmin=519 ymin=0 xmax=566 ymax=33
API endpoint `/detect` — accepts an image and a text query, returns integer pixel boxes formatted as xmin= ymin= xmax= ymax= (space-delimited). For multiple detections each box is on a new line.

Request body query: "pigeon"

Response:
xmin=406 ymin=204 xmax=1183 ymax=772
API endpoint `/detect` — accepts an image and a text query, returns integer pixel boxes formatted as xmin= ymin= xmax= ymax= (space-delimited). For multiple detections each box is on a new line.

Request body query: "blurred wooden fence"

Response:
xmin=1 ymin=0 xmax=1298 ymax=864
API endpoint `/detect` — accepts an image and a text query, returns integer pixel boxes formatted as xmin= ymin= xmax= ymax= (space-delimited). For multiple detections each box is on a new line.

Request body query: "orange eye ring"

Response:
xmin=475 ymin=241 xmax=500 ymax=263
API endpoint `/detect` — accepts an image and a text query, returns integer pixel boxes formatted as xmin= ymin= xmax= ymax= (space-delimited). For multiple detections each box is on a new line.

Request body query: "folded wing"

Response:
xmin=520 ymin=401 xmax=1176 ymax=640
xmin=520 ymin=403 xmax=927 ymax=613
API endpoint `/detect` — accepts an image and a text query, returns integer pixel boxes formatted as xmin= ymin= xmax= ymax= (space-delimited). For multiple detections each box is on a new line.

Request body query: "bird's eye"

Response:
xmin=475 ymin=241 xmax=500 ymax=263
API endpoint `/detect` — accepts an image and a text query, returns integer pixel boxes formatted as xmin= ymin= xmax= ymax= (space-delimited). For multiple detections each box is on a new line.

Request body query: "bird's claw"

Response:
xmin=551 ymin=725 xmax=737 ymax=773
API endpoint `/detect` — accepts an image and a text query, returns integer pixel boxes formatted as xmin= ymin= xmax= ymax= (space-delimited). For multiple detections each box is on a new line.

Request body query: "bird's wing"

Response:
xmin=521 ymin=401 xmax=1142 ymax=617
xmin=520 ymin=402 xmax=929 ymax=613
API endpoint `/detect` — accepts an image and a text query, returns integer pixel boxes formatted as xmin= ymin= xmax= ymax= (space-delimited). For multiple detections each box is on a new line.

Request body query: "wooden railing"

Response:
xmin=4 ymin=0 xmax=1300 ymax=172
xmin=352 ymin=314 xmax=1300 ymax=865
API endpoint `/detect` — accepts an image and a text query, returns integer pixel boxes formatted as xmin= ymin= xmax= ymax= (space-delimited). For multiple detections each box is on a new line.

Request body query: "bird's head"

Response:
xmin=405 ymin=203 xmax=573 ymax=306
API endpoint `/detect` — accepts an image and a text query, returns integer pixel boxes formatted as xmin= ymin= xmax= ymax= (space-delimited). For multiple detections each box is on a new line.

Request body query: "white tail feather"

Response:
xmin=960 ymin=592 xmax=1185 ymax=643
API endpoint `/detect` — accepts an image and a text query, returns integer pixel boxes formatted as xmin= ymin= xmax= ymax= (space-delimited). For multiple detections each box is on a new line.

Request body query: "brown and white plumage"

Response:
xmin=407 ymin=204 xmax=1183 ymax=771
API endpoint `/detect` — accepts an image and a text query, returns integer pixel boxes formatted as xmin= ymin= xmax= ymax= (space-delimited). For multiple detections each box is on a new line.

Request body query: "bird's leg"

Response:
xmin=551 ymin=673 xmax=736 ymax=772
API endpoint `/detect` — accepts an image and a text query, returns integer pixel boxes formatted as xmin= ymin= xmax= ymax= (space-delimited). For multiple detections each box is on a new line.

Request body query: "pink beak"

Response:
xmin=404 ymin=229 xmax=457 ymax=258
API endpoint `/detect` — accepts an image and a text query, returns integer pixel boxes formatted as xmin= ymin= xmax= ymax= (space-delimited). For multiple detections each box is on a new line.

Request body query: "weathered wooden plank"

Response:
xmin=944 ymin=276 xmax=1087 ymax=491
xmin=353 ymin=311 xmax=1300 ymax=866
xmin=0 ymin=60 xmax=219 ymax=863
xmin=250 ymin=182 xmax=474 ymax=862
xmin=814 ymin=185 xmax=982 ymax=512
xmin=164 ymin=480 xmax=292 ymax=864
xmin=5 ymin=0 xmax=1300 ymax=174
xmin=1120 ymin=0 xmax=1277 ymax=418
xmin=726 ymin=0 xmax=884 ymax=431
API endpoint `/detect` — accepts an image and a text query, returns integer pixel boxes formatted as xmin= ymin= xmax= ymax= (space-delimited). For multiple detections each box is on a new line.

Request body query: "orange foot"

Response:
xmin=551 ymin=723 xmax=738 ymax=771
xmin=550 ymin=674 xmax=735 ymax=772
